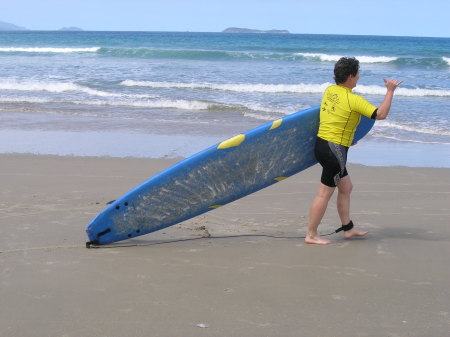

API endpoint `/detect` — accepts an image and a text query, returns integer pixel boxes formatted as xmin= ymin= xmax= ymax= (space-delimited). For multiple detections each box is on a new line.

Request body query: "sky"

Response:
xmin=1 ymin=0 xmax=449 ymax=38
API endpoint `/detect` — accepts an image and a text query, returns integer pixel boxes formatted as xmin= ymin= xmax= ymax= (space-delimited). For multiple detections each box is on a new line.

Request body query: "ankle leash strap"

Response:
xmin=335 ymin=220 xmax=354 ymax=233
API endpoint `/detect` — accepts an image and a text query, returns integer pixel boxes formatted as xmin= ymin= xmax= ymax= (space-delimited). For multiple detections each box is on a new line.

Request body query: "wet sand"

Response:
xmin=1 ymin=154 xmax=449 ymax=337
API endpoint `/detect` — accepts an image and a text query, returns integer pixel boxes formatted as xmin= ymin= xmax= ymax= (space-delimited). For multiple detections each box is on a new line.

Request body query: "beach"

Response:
xmin=1 ymin=154 xmax=449 ymax=337
xmin=1 ymin=30 xmax=449 ymax=337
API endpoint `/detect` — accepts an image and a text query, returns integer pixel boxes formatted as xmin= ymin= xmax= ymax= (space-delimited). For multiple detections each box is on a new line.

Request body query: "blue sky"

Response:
xmin=2 ymin=0 xmax=449 ymax=37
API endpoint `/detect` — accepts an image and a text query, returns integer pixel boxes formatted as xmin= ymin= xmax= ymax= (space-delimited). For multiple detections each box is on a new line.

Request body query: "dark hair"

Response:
xmin=334 ymin=57 xmax=359 ymax=84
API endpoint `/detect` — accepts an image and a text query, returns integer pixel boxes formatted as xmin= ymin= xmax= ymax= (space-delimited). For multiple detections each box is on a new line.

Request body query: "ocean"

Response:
xmin=0 ymin=31 xmax=449 ymax=167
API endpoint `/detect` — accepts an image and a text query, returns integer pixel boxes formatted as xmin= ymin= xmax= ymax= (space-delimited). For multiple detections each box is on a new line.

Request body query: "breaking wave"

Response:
xmin=121 ymin=80 xmax=332 ymax=93
xmin=297 ymin=53 xmax=398 ymax=63
xmin=375 ymin=120 xmax=450 ymax=137
xmin=2 ymin=46 xmax=448 ymax=69
xmin=122 ymin=80 xmax=450 ymax=97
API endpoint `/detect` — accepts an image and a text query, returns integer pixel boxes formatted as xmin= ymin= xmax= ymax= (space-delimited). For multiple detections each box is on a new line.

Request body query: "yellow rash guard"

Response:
xmin=317 ymin=85 xmax=377 ymax=147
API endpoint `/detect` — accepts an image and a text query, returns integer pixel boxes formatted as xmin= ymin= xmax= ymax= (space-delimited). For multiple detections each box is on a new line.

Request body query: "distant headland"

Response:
xmin=1 ymin=20 xmax=290 ymax=34
xmin=0 ymin=20 xmax=27 ymax=31
xmin=222 ymin=27 xmax=290 ymax=34
xmin=0 ymin=20 xmax=83 ymax=31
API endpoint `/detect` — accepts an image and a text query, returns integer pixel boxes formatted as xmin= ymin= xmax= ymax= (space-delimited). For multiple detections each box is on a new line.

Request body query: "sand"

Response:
xmin=1 ymin=154 xmax=449 ymax=337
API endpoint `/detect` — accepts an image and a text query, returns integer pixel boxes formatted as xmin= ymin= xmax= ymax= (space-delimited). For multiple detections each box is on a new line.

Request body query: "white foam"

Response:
xmin=0 ymin=79 xmax=158 ymax=99
xmin=75 ymin=98 xmax=213 ymax=110
xmin=375 ymin=120 xmax=450 ymax=137
xmin=0 ymin=80 xmax=80 ymax=93
xmin=356 ymin=55 xmax=398 ymax=63
xmin=0 ymin=92 xmax=214 ymax=110
xmin=373 ymin=135 xmax=450 ymax=145
xmin=443 ymin=57 xmax=450 ymax=66
xmin=0 ymin=91 xmax=289 ymax=114
xmin=0 ymin=80 xmax=115 ymax=97
xmin=0 ymin=47 xmax=100 ymax=53
xmin=297 ymin=53 xmax=397 ymax=63
xmin=355 ymin=84 xmax=450 ymax=97
xmin=122 ymin=80 xmax=203 ymax=89
xmin=129 ymin=99 xmax=212 ymax=110
xmin=296 ymin=53 xmax=342 ymax=62
xmin=122 ymin=80 xmax=450 ymax=97
xmin=121 ymin=80 xmax=332 ymax=94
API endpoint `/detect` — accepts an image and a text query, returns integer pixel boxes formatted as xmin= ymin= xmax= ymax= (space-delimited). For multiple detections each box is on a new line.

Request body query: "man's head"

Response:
xmin=334 ymin=57 xmax=360 ymax=85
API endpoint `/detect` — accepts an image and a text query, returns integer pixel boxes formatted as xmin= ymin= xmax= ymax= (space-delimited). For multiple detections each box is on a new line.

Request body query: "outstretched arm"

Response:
xmin=376 ymin=78 xmax=403 ymax=120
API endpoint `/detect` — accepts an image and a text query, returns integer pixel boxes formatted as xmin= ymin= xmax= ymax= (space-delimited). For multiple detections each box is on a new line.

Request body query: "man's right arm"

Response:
xmin=375 ymin=78 xmax=403 ymax=120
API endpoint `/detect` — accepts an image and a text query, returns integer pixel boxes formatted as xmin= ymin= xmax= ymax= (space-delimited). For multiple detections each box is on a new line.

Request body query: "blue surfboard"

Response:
xmin=86 ymin=106 xmax=374 ymax=245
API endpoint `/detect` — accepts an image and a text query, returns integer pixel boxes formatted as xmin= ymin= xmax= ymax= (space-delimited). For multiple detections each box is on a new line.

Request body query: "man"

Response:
xmin=305 ymin=57 xmax=402 ymax=245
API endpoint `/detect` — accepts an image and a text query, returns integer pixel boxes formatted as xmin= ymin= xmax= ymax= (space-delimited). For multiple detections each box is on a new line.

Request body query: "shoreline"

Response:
xmin=1 ymin=129 xmax=449 ymax=168
xmin=2 ymin=154 xmax=450 ymax=337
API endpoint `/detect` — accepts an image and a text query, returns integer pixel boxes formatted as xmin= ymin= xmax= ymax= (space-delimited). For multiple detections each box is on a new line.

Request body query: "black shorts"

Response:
xmin=314 ymin=137 xmax=349 ymax=187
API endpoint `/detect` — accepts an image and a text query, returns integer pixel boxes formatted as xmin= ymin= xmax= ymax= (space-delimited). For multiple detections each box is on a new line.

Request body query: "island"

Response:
xmin=0 ymin=20 xmax=27 ymax=30
xmin=59 ymin=27 xmax=83 ymax=31
xmin=222 ymin=27 xmax=289 ymax=34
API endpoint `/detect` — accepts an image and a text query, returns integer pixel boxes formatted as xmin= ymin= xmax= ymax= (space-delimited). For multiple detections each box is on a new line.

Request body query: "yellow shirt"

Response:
xmin=317 ymin=85 xmax=377 ymax=147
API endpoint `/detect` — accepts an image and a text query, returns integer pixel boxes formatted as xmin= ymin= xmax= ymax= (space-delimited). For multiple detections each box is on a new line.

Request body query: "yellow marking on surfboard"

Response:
xmin=209 ymin=205 xmax=223 ymax=209
xmin=274 ymin=177 xmax=288 ymax=182
xmin=217 ymin=134 xmax=245 ymax=149
xmin=269 ymin=119 xmax=283 ymax=130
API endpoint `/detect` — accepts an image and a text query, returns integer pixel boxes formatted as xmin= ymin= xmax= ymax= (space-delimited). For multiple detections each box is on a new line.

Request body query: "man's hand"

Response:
xmin=376 ymin=78 xmax=403 ymax=120
xmin=384 ymin=78 xmax=403 ymax=92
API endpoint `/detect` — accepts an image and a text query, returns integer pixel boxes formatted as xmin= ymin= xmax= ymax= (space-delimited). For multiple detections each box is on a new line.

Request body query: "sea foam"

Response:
xmin=376 ymin=120 xmax=450 ymax=137
xmin=0 ymin=79 xmax=147 ymax=98
xmin=121 ymin=80 xmax=332 ymax=94
xmin=121 ymin=80 xmax=450 ymax=97
xmin=355 ymin=85 xmax=450 ymax=97
xmin=443 ymin=57 xmax=450 ymax=66
xmin=0 ymin=79 xmax=214 ymax=110
xmin=80 ymin=99 xmax=214 ymax=110
xmin=297 ymin=53 xmax=398 ymax=63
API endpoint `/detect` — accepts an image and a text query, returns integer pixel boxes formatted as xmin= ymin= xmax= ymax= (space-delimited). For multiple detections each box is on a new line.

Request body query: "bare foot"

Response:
xmin=305 ymin=235 xmax=331 ymax=245
xmin=343 ymin=228 xmax=368 ymax=239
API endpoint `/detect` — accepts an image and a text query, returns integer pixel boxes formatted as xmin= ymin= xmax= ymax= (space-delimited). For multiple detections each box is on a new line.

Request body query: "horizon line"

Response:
xmin=1 ymin=29 xmax=448 ymax=39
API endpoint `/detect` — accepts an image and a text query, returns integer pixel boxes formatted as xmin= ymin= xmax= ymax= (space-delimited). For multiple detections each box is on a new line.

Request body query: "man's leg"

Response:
xmin=305 ymin=183 xmax=335 ymax=244
xmin=337 ymin=175 xmax=368 ymax=239
xmin=337 ymin=175 xmax=352 ymax=225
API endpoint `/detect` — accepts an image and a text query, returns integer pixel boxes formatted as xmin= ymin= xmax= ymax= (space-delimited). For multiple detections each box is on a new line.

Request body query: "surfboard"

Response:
xmin=86 ymin=106 xmax=375 ymax=246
